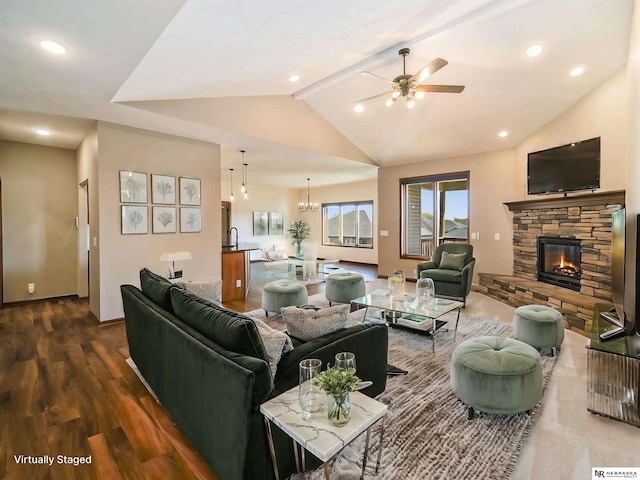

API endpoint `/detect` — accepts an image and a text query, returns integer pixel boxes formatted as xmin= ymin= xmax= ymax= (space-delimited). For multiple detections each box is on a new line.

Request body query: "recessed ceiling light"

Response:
xmin=570 ymin=66 xmax=585 ymax=77
xmin=288 ymin=74 xmax=300 ymax=82
xmin=354 ymin=104 xmax=364 ymax=113
xmin=39 ymin=39 xmax=67 ymax=54
xmin=498 ymin=130 xmax=509 ymax=138
xmin=526 ymin=45 xmax=542 ymax=57
xmin=35 ymin=128 xmax=51 ymax=136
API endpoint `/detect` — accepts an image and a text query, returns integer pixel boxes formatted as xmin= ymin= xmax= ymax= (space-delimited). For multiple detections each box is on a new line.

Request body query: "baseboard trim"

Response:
xmin=3 ymin=294 xmax=81 ymax=307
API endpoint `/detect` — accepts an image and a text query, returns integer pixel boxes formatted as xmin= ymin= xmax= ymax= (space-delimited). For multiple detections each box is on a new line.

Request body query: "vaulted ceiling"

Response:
xmin=0 ymin=0 xmax=633 ymax=187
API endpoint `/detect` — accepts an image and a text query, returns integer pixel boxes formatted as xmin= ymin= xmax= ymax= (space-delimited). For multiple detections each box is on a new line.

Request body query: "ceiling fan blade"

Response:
xmin=411 ymin=57 xmax=448 ymax=83
xmin=415 ymin=84 xmax=465 ymax=93
xmin=353 ymin=91 xmax=394 ymax=104
xmin=360 ymin=71 xmax=393 ymax=84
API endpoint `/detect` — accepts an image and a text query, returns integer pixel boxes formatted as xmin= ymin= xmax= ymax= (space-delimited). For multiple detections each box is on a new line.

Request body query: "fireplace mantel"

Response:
xmin=504 ymin=190 xmax=625 ymax=212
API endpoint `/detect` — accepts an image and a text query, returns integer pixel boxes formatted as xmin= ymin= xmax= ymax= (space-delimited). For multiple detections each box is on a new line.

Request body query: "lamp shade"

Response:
xmin=159 ymin=252 xmax=192 ymax=262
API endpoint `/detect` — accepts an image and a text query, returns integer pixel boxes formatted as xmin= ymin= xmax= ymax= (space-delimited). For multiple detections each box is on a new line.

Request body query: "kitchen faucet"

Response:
xmin=230 ymin=227 xmax=238 ymax=247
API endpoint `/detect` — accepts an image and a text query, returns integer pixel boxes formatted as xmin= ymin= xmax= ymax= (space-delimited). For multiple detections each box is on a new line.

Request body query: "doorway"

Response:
xmin=78 ymin=179 xmax=89 ymax=298
xmin=0 ymin=178 xmax=3 ymax=308
xmin=221 ymin=201 xmax=231 ymax=246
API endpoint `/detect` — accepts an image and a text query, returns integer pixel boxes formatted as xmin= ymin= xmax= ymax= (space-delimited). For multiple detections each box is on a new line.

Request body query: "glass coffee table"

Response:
xmin=351 ymin=290 xmax=463 ymax=352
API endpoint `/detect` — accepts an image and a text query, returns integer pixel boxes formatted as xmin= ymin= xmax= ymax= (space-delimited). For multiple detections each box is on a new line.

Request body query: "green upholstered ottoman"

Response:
xmin=325 ymin=272 xmax=366 ymax=305
xmin=451 ymin=336 xmax=542 ymax=419
xmin=513 ymin=304 xmax=564 ymax=356
xmin=262 ymin=280 xmax=308 ymax=316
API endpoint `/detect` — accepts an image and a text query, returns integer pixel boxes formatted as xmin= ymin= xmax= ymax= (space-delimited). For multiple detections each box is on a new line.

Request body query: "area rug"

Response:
xmin=244 ymin=295 xmax=557 ymax=480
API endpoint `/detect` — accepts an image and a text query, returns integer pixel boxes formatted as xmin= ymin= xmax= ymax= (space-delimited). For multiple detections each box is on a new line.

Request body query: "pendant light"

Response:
xmin=229 ymin=168 xmax=234 ymax=202
xmin=299 ymin=178 xmax=319 ymax=212
xmin=240 ymin=150 xmax=248 ymax=200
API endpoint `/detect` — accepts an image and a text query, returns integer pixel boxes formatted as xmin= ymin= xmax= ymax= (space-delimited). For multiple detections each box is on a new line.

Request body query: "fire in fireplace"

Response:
xmin=537 ymin=236 xmax=581 ymax=291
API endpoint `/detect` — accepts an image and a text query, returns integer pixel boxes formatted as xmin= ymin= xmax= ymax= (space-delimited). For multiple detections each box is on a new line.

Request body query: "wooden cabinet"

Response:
xmin=222 ymin=251 xmax=246 ymax=302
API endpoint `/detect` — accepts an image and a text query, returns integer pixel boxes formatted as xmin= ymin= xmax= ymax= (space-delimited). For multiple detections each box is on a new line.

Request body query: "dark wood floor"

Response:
xmin=0 ymin=262 xmax=377 ymax=480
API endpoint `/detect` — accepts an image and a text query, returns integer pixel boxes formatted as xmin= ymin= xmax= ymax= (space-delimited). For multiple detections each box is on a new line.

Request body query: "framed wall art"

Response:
xmin=253 ymin=211 xmax=268 ymax=236
xmin=120 ymin=170 xmax=148 ymax=203
xmin=121 ymin=205 xmax=149 ymax=234
xmin=179 ymin=177 xmax=201 ymax=205
xmin=269 ymin=212 xmax=284 ymax=235
xmin=180 ymin=207 xmax=202 ymax=233
xmin=151 ymin=174 xmax=176 ymax=205
xmin=152 ymin=206 xmax=177 ymax=233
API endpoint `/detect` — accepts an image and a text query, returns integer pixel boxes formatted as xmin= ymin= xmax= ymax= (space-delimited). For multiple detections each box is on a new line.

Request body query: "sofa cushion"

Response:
xmin=439 ymin=251 xmax=467 ymax=271
xmin=170 ymin=288 xmax=269 ymax=362
xmin=281 ymin=304 xmax=349 ymax=341
xmin=420 ymin=268 xmax=462 ymax=283
xmin=250 ymin=317 xmax=294 ymax=377
xmin=140 ymin=268 xmax=175 ymax=313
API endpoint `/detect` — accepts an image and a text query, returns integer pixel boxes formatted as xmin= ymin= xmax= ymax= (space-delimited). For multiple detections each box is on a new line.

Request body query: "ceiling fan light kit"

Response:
xmin=354 ymin=48 xmax=465 ymax=111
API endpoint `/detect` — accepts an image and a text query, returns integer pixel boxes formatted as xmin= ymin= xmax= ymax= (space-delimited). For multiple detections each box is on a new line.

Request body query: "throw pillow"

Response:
xmin=281 ymin=304 xmax=349 ymax=341
xmin=250 ymin=317 xmax=294 ymax=377
xmin=439 ymin=251 xmax=467 ymax=271
xmin=175 ymin=280 xmax=222 ymax=305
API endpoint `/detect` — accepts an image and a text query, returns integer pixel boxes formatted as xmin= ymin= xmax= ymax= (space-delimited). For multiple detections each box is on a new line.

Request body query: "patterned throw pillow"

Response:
xmin=439 ymin=251 xmax=467 ymax=271
xmin=281 ymin=304 xmax=349 ymax=341
xmin=250 ymin=317 xmax=294 ymax=377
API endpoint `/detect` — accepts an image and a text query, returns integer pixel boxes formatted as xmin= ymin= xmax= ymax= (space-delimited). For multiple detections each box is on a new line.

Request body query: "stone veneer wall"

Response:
xmin=512 ymin=202 xmax=623 ymax=301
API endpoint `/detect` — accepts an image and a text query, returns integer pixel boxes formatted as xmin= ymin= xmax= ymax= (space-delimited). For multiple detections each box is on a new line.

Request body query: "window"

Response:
xmin=401 ymin=173 xmax=469 ymax=258
xmin=323 ymin=201 xmax=373 ymax=248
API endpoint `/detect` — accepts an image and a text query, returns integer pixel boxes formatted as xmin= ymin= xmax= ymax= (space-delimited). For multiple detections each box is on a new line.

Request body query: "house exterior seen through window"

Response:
xmin=401 ymin=173 xmax=469 ymax=258
xmin=323 ymin=201 xmax=373 ymax=248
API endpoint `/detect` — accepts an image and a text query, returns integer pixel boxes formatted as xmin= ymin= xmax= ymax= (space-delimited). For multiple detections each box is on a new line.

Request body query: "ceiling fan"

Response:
xmin=353 ymin=48 xmax=465 ymax=111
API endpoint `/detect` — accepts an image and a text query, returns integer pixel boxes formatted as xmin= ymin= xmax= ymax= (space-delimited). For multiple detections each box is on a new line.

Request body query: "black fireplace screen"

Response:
xmin=537 ymin=237 xmax=581 ymax=290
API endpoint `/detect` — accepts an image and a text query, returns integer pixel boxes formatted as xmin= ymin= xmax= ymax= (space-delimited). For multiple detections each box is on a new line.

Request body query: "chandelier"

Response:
xmin=299 ymin=178 xmax=319 ymax=212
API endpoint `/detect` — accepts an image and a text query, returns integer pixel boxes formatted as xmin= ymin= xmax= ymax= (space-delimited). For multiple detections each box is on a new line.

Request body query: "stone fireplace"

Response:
xmin=478 ymin=191 xmax=625 ymax=336
xmin=537 ymin=236 xmax=581 ymax=291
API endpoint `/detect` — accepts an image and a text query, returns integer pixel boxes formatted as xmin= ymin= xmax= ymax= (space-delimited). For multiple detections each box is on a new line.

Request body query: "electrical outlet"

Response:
xmin=494 ymin=233 xmax=501 ymax=241
xmin=236 ymin=279 xmax=242 ymax=288
xmin=28 ymin=283 xmax=35 ymax=294
xmin=413 ymin=268 xmax=417 ymax=276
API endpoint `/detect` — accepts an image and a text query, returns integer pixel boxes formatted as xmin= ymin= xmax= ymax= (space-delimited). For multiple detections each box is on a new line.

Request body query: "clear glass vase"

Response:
xmin=388 ymin=270 xmax=406 ymax=301
xmin=416 ymin=277 xmax=435 ymax=308
xmin=327 ymin=392 xmax=351 ymax=427
xmin=299 ymin=359 xmax=324 ymax=418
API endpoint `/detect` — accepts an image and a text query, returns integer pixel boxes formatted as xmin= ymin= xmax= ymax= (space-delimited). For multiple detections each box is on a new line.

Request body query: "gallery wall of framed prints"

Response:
xmin=119 ymin=170 xmax=202 ymax=235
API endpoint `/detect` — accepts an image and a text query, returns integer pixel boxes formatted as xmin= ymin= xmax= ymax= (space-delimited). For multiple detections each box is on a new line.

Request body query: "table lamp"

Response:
xmin=159 ymin=251 xmax=192 ymax=279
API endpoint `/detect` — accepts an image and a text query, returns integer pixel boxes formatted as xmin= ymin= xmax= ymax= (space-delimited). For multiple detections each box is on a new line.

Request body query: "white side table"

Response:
xmin=260 ymin=387 xmax=387 ymax=479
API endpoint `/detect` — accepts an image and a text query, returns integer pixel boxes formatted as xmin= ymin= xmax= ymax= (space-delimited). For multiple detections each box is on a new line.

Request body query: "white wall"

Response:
xmin=0 ymin=141 xmax=78 ymax=302
xmin=95 ymin=122 xmax=221 ymax=321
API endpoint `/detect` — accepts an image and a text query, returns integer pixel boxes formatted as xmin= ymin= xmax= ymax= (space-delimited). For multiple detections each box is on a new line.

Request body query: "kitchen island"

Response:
xmin=221 ymin=243 xmax=260 ymax=302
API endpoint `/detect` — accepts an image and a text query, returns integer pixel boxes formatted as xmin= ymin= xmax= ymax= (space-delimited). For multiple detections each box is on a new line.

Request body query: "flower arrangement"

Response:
xmin=313 ymin=366 xmax=361 ymax=425
xmin=312 ymin=366 xmax=361 ymax=395
xmin=288 ymin=220 xmax=310 ymax=257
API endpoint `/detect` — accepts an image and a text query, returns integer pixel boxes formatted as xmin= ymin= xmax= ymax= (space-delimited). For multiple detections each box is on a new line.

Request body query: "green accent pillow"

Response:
xmin=440 ymin=251 xmax=467 ymax=271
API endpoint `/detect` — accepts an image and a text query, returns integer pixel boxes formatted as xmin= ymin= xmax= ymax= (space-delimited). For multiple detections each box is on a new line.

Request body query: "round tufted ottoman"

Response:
xmin=262 ymin=280 xmax=308 ymax=316
xmin=325 ymin=272 xmax=366 ymax=305
xmin=451 ymin=336 xmax=542 ymax=419
xmin=513 ymin=304 xmax=564 ymax=356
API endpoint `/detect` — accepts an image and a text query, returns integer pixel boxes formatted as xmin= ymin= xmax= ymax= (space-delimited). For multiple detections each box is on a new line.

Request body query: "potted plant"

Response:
xmin=288 ymin=220 xmax=310 ymax=258
xmin=312 ymin=366 xmax=361 ymax=427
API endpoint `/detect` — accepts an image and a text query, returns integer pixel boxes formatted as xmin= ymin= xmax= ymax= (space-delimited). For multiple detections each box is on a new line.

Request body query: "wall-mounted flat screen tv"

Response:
xmin=527 ymin=137 xmax=600 ymax=195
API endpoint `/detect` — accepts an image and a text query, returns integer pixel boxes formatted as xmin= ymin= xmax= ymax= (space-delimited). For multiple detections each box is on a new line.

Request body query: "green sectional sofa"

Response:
xmin=120 ymin=269 xmax=388 ymax=480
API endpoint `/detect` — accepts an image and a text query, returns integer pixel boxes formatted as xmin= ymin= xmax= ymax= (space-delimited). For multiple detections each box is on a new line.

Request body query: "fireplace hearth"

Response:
xmin=537 ymin=236 xmax=581 ymax=291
